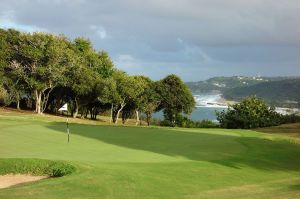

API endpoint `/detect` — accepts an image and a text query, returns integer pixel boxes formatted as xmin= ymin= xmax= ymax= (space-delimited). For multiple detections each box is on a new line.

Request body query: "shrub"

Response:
xmin=0 ymin=158 xmax=76 ymax=177
xmin=216 ymin=96 xmax=282 ymax=129
xmin=281 ymin=114 xmax=300 ymax=124
xmin=194 ymin=120 xmax=219 ymax=128
xmin=51 ymin=162 xmax=76 ymax=177
xmin=160 ymin=120 xmax=176 ymax=127
xmin=159 ymin=114 xmax=219 ymax=128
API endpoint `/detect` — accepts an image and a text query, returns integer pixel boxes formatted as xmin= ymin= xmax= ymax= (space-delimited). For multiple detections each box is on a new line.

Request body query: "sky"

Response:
xmin=1 ymin=0 xmax=300 ymax=81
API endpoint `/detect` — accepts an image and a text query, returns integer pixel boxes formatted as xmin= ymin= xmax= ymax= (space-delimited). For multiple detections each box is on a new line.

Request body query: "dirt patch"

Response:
xmin=0 ymin=174 xmax=48 ymax=189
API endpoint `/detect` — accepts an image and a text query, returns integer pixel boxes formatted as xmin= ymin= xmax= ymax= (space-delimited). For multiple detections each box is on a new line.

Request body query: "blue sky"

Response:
xmin=1 ymin=0 xmax=300 ymax=81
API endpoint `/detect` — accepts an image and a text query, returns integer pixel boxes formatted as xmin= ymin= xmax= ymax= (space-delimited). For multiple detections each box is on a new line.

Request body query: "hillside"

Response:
xmin=223 ymin=79 xmax=300 ymax=107
xmin=186 ymin=76 xmax=294 ymax=94
xmin=187 ymin=76 xmax=300 ymax=107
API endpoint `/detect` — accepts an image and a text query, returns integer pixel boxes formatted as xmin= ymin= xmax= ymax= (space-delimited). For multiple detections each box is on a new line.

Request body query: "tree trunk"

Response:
xmin=41 ymin=87 xmax=54 ymax=113
xmin=35 ymin=90 xmax=42 ymax=114
xmin=114 ymin=101 xmax=126 ymax=124
xmin=110 ymin=104 xmax=113 ymax=123
xmin=115 ymin=109 xmax=122 ymax=124
xmin=146 ymin=112 xmax=151 ymax=126
xmin=17 ymin=100 xmax=20 ymax=110
xmin=135 ymin=110 xmax=139 ymax=126
xmin=90 ymin=107 xmax=98 ymax=120
xmin=122 ymin=113 xmax=126 ymax=124
xmin=73 ymin=97 xmax=79 ymax=118
xmin=84 ymin=108 xmax=88 ymax=119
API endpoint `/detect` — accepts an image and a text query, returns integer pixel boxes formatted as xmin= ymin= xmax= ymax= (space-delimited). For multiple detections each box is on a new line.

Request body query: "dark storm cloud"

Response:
xmin=1 ymin=0 xmax=300 ymax=80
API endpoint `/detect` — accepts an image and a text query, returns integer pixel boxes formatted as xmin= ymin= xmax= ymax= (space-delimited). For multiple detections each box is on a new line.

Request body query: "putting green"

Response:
xmin=0 ymin=113 xmax=300 ymax=198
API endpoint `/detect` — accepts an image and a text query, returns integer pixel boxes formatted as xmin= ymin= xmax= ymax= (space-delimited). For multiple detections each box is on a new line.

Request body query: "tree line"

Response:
xmin=0 ymin=28 xmax=195 ymax=125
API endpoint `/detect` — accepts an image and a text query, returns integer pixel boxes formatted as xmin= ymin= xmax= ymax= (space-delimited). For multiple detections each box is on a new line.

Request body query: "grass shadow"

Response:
xmin=46 ymin=122 xmax=300 ymax=171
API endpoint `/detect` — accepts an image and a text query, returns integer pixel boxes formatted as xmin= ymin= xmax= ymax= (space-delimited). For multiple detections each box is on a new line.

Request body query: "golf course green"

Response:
xmin=0 ymin=110 xmax=300 ymax=198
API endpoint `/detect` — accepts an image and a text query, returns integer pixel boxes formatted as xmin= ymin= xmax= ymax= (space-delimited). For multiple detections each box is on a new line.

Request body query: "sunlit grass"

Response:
xmin=0 ymin=109 xmax=300 ymax=198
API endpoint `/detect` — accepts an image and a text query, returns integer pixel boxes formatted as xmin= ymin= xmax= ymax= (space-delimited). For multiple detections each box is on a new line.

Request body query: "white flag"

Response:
xmin=58 ymin=103 xmax=68 ymax=112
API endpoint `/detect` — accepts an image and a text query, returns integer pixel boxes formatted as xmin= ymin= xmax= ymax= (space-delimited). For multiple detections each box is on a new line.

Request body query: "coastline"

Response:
xmin=194 ymin=94 xmax=299 ymax=116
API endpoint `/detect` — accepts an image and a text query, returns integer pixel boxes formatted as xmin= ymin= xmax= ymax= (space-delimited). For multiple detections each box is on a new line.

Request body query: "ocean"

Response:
xmin=153 ymin=107 xmax=227 ymax=121
xmin=152 ymin=93 xmax=299 ymax=121
xmin=153 ymin=93 xmax=227 ymax=121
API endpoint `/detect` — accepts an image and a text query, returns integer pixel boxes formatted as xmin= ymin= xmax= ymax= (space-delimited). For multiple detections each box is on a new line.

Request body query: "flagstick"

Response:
xmin=59 ymin=103 xmax=70 ymax=144
xmin=67 ymin=112 xmax=70 ymax=144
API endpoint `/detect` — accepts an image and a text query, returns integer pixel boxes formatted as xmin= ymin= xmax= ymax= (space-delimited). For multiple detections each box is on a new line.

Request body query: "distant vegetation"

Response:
xmin=217 ymin=96 xmax=300 ymax=129
xmin=186 ymin=76 xmax=287 ymax=93
xmin=0 ymin=28 xmax=195 ymax=126
xmin=187 ymin=76 xmax=300 ymax=107
xmin=224 ymin=79 xmax=300 ymax=107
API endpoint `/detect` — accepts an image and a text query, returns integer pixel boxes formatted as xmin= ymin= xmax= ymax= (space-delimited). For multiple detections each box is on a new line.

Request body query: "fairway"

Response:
xmin=1 ymin=113 xmax=300 ymax=198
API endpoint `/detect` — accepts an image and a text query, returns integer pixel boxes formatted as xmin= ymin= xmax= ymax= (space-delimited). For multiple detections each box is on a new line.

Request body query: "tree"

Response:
xmin=0 ymin=84 xmax=9 ymax=106
xmin=0 ymin=29 xmax=8 ymax=106
xmin=0 ymin=29 xmax=9 ymax=69
xmin=2 ymin=28 xmax=196 ymax=127
xmin=94 ymin=51 xmax=114 ymax=78
xmin=8 ymin=32 xmax=72 ymax=114
xmin=157 ymin=74 xmax=195 ymax=125
xmin=120 ymin=76 xmax=153 ymax=125
xmin=69 ymin=37 xmax=115 ymax=118
xmin=86 ymin=77 xmax=114 ymax=120
xmin=2 ymin=76 xmax=26 ymax=110
xmin=66 ymin=63 xmax=96 ymax=118
xmin=110 ymin=71 xmax=144 ymax=124
xmin=216 ymin=96 xmax=282 ymax=129
xmin=1 ymin=29 xmax=28 ymax=109
xmin=138 ymin=77 xmax=161 ymax=126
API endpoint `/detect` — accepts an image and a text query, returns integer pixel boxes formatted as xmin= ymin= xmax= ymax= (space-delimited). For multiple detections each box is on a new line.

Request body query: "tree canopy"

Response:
xmin=157 ymin=74 xmax=195 ymax=124
xmin=0 ymin=28 xmax=195 ymax=126
xmin=216 ymin=96 xmax=281 ymax=129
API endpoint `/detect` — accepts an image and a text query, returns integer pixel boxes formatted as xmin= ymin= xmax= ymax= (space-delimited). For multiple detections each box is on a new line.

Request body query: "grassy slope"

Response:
xmin=0 ymin=110 xmax=300 ymax=198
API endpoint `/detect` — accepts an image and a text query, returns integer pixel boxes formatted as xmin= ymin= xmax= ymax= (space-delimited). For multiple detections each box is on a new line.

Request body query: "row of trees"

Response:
xmin=0 ymin=28 xmax=195 ymax=125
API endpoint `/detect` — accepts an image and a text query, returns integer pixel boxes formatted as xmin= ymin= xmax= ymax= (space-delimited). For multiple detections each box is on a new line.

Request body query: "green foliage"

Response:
xmin=51 ymin=162 xmax=76 ymax=177
xmin=280 ymin=114 xmax=300 ymax=124
xmin=157 ymin=74 xmax=195 ymax=124
xmin=193 ymin=120 xmax=219 ymax=128
xmin=160 ymin=114 xmax=219 ymax=128
xmin=160 ymin=119 xmax=176 ymax=127
xmin=96 ymin=51 xmax=114 ymax=77
xmin=114 ymin=72 xmax=145 ymax=103
xmin=0 ymin=28 xmax=196 ymax=124
xmin=0 ymin=85 xmax=9 ymax=106
xmin=0 ymin=158 xmax=76 ymax=177
xmin=186 ymin=76 xmax=292 ymax=93
xmin=217 ymin=96 xmax=282 ymax=129
xmin=110 ymin=72 xmax=146 ymax=123
xmin=176 ymin=116 xmax=219 ymax=128
xmin=224 ymin=79 xmax=300 ymax=107
xmin=138 ymin=78 xmax=161 ymax=125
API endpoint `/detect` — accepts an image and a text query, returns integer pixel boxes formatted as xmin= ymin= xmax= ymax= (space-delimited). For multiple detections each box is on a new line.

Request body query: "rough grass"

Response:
xmin=0 ymin=158 xmax=76 ymax=177
xmin=256 ymin=123 xmax=300 ymax=138
xmin=0 ymin=109 xmax=300 ymax=198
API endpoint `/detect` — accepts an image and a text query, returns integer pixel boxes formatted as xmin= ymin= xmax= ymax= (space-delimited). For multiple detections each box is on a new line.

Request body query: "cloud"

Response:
xmin=0 ymin=19 xmax=46 ymax=32
xmin=1 ymin=0 xmax=300 ymax=80
xmin=90 ymin=25 xmax=107 ymax=39
xmin=0 ymin=10 xmax=46 ymax=32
